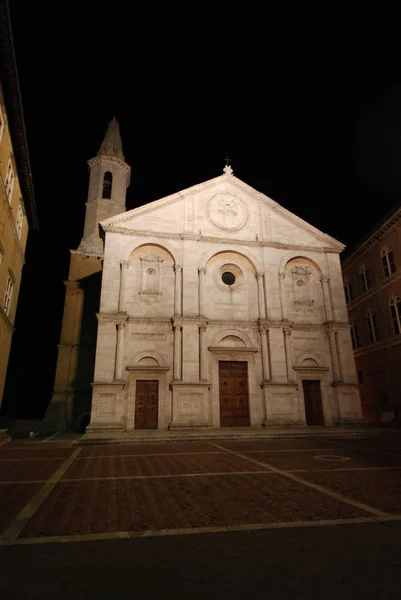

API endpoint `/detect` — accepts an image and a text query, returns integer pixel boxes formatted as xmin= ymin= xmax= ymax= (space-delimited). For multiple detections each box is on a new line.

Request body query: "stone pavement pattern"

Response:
xmin=1 ymin=433 xmax=401 ymax=543
xmin=1 ymin=433 xmax=401 ymax=598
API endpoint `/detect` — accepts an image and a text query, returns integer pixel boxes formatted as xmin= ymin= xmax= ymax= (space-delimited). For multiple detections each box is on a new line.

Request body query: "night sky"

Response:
xmin=3 ymin=3 xmax=401 ymax=417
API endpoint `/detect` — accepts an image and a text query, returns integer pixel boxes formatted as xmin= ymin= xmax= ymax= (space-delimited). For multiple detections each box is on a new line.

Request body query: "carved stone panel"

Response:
xmin=139 ymin=254 xmax=164 ymax=304
xmin=207 ymin=193 xmax=248 ymax=232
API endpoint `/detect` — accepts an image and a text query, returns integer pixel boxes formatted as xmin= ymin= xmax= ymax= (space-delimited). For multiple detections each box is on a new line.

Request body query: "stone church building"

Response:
xmin=45 ymin=118 xmax=363 ymax=434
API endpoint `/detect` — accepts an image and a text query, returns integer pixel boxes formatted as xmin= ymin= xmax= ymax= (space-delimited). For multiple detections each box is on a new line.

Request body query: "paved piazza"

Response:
xmin=1 ymin=434 xmax=401 ymax=545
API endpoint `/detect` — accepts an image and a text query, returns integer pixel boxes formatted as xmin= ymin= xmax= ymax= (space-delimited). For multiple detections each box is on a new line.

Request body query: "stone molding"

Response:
xmin=126 ymin=366 xmax=170 ymax=372
xmin=96 ymin=312 xmax=128 ymax=325
xmin=101 ymin=225 xmax=340 ymax=254
xmin=208 ymin=346 xmax=259 ymax=353
xmin=87 ymin=155 xmax=131 ymax=180
xmin=172 ymin=316 xmax=208 ymax=328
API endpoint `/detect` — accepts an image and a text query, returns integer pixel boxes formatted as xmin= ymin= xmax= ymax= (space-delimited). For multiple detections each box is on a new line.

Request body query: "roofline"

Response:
xmin=0 ymin=0 xmax=38 ymax=230
xmin=341 ymin=198 xmax=401 ymax=268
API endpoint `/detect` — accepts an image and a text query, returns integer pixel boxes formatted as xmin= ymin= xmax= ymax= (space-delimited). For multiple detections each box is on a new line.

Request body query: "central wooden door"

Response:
xmin=135 ymin=380 xmax=159 ymax=429
xmin=302 ymin=380 xmax=324 ymax=425
xmin=219 ymin=361 xmax=250 ymax=427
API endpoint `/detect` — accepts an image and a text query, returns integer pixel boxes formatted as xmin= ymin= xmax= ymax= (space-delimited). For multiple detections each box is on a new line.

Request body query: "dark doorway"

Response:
xmin=302 ymin=380 xmax=324 ymax=425
xmin=219 ymin=361 xmax=250 ymax=427
xmin=135 ymin=380 xmax=159 ymax=429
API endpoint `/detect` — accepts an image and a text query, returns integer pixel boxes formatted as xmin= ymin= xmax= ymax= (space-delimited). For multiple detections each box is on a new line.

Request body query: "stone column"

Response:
xmin=198 ymin=267 xmax=206 ymax=316
xmin=327 ymin=330 xmax=341 ymax=381
xmin=256 ymin=272 xmax=266 ymax=319
xmin=173 ymin=323 xmax=182 ymax=380
xmin=114 ymin=320 xmax=126 ymax=380
xmin=119 ymin=261 xmax=130 ymax=313
xmin=174 ymin=264 xmax=183 ymax=316
xmin=320 ymin=276 xmax=333 ymax=322
xmin=199 ymin=324 xmax=208 ymax=381
xmin=259 ymin=326 xmax=270 ymax=381
xmin=283 ymin=328 xmax=295 ymax=381
xmin=278 ymin=272 xmax=287 ymax=320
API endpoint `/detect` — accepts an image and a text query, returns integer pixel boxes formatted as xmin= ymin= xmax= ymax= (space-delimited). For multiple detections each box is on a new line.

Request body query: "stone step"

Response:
xmin=77 ymin=425 xmax=395 ymax=445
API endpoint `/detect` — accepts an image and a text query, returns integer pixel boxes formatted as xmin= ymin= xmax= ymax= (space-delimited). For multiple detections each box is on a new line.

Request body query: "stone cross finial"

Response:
xmin=223 ymin=156 xmax=233 ymax=175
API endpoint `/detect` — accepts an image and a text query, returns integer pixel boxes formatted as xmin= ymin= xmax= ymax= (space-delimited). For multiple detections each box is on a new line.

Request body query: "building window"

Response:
xmin=102 ymin=171 xmax=112 ymax=199
xmin=390 ymin=295 xmax=401 ymax=335
xmin=5 ymin=158 xmax=15 ymax=202
xmin=350 ymin=320 xmax=360 ymax=349
xmin=344 ymin=279 xmax=353 ymax=303
xmin=16 ymin=202 xmax=24 ymax=238
xmin=381 ymin=246 xmax=396 ymax=277
xmin=359 ymin=264 xmax=371 ymax=293
xmin=0 ymin=102 xmax=4 ymax=143
xmin=366 ymin=308 xmax=379 ymax=344
xmin=3 ymin=273 xmax=14 ymax=317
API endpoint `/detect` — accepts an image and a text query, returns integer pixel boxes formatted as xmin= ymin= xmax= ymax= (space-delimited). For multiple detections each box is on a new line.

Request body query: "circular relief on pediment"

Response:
xmin=207 ymin=193 xmax=248 ymax=232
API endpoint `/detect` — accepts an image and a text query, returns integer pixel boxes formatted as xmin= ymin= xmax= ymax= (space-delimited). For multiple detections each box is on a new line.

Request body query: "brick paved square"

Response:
xmin=20 ymin=472 xmax=369 ymax=538
xmin=323 ymin=437 xmax=401 ymax=450
xmin=62 ymin=453 xmax=266 ymax=480
xmin=216 ymin=438 xmax=345 ymax=452
xmin=0 ymin=459 xmax=65 ymax=482
xmin=300 ymin=469 xmax=401 ymax=515
xmin=0 ymin=484 xmax=42 ymax=532
xmin=243 ymin=449 xmax=401 ymax=471
xmin=78 ymin=442 xmax=215 ymax=458
xmin=0 ymin=448 xmax=74 ymax=460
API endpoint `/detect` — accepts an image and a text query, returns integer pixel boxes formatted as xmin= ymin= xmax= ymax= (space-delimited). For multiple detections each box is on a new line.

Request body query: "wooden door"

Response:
xmin=135 ymin=380 xmax=159 ymax=429
xmin=302 ymin=380 xmax=324 ymax=425
xmin=219 ymin=361 xmax=250 ymax=427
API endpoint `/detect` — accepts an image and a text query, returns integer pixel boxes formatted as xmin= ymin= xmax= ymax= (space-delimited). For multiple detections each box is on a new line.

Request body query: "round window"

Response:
xmin=222 ymin=271 xmax=236 ymax=286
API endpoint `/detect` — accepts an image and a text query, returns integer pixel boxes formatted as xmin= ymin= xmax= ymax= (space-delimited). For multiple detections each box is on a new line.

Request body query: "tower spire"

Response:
xmin=97 ymin=117 xmax=124 ymax=160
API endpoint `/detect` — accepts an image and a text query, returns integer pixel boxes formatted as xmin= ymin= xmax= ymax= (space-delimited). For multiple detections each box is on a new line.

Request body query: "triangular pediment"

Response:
xmin=101 ymin=172 xmax=343 ymax=251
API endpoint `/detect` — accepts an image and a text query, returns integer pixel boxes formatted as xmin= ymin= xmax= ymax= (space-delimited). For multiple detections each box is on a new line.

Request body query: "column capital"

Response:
xmin=283 ymin=327 xmax=292 ymax=336
xmin=199 ymin=324 xmax=207 ymax=332
xmin=320 ymin=275 xmax=330 ymax=284
xmin=256 ymin=271 xmax=265 ymax=280
xmin=120 ymin=260 xmax=131 ymax=267
xmin=174 ymin=264 xmax=183 ymax=272
xmin=198 ymin=267 xmax=206 ymax=275
xmin=325 ymin=324 xmax=338 ymax=335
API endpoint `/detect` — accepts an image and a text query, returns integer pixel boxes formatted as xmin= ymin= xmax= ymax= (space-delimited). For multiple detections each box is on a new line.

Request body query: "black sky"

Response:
xmin=3 ymin=3 xmax=401 ymax=416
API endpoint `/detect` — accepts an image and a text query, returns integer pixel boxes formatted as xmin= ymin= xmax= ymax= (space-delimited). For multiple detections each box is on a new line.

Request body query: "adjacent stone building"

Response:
xmin=342 ymin=201 xmax=401 ymax=422
xmin=46 ymin=118 xmax=363 ymax=434
xmin=0 ymin=0 xmax=38 ymax=413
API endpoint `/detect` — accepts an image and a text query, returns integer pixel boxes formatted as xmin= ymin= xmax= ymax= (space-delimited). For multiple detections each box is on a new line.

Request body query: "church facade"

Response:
xmin=46 ymin=119 xmax=364 ymax=433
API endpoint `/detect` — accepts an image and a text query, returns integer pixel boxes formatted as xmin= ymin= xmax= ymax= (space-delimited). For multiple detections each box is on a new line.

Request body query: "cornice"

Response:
xmin=102 ymin=226 xmax=339 ymax=254
xmin=342 ymin=206 xmax=401 ymax=268
xmin=87 ymin=154 xmax=131 ymax=177
xmin=0 ymin=1 xmax=38 ymax=230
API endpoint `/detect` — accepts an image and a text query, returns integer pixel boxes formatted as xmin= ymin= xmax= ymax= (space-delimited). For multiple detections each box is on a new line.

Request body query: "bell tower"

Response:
xmin=43 ymin=119 xmax=130 ymax=431
xmin=78 ymin=117 xmax=131 ymax=255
